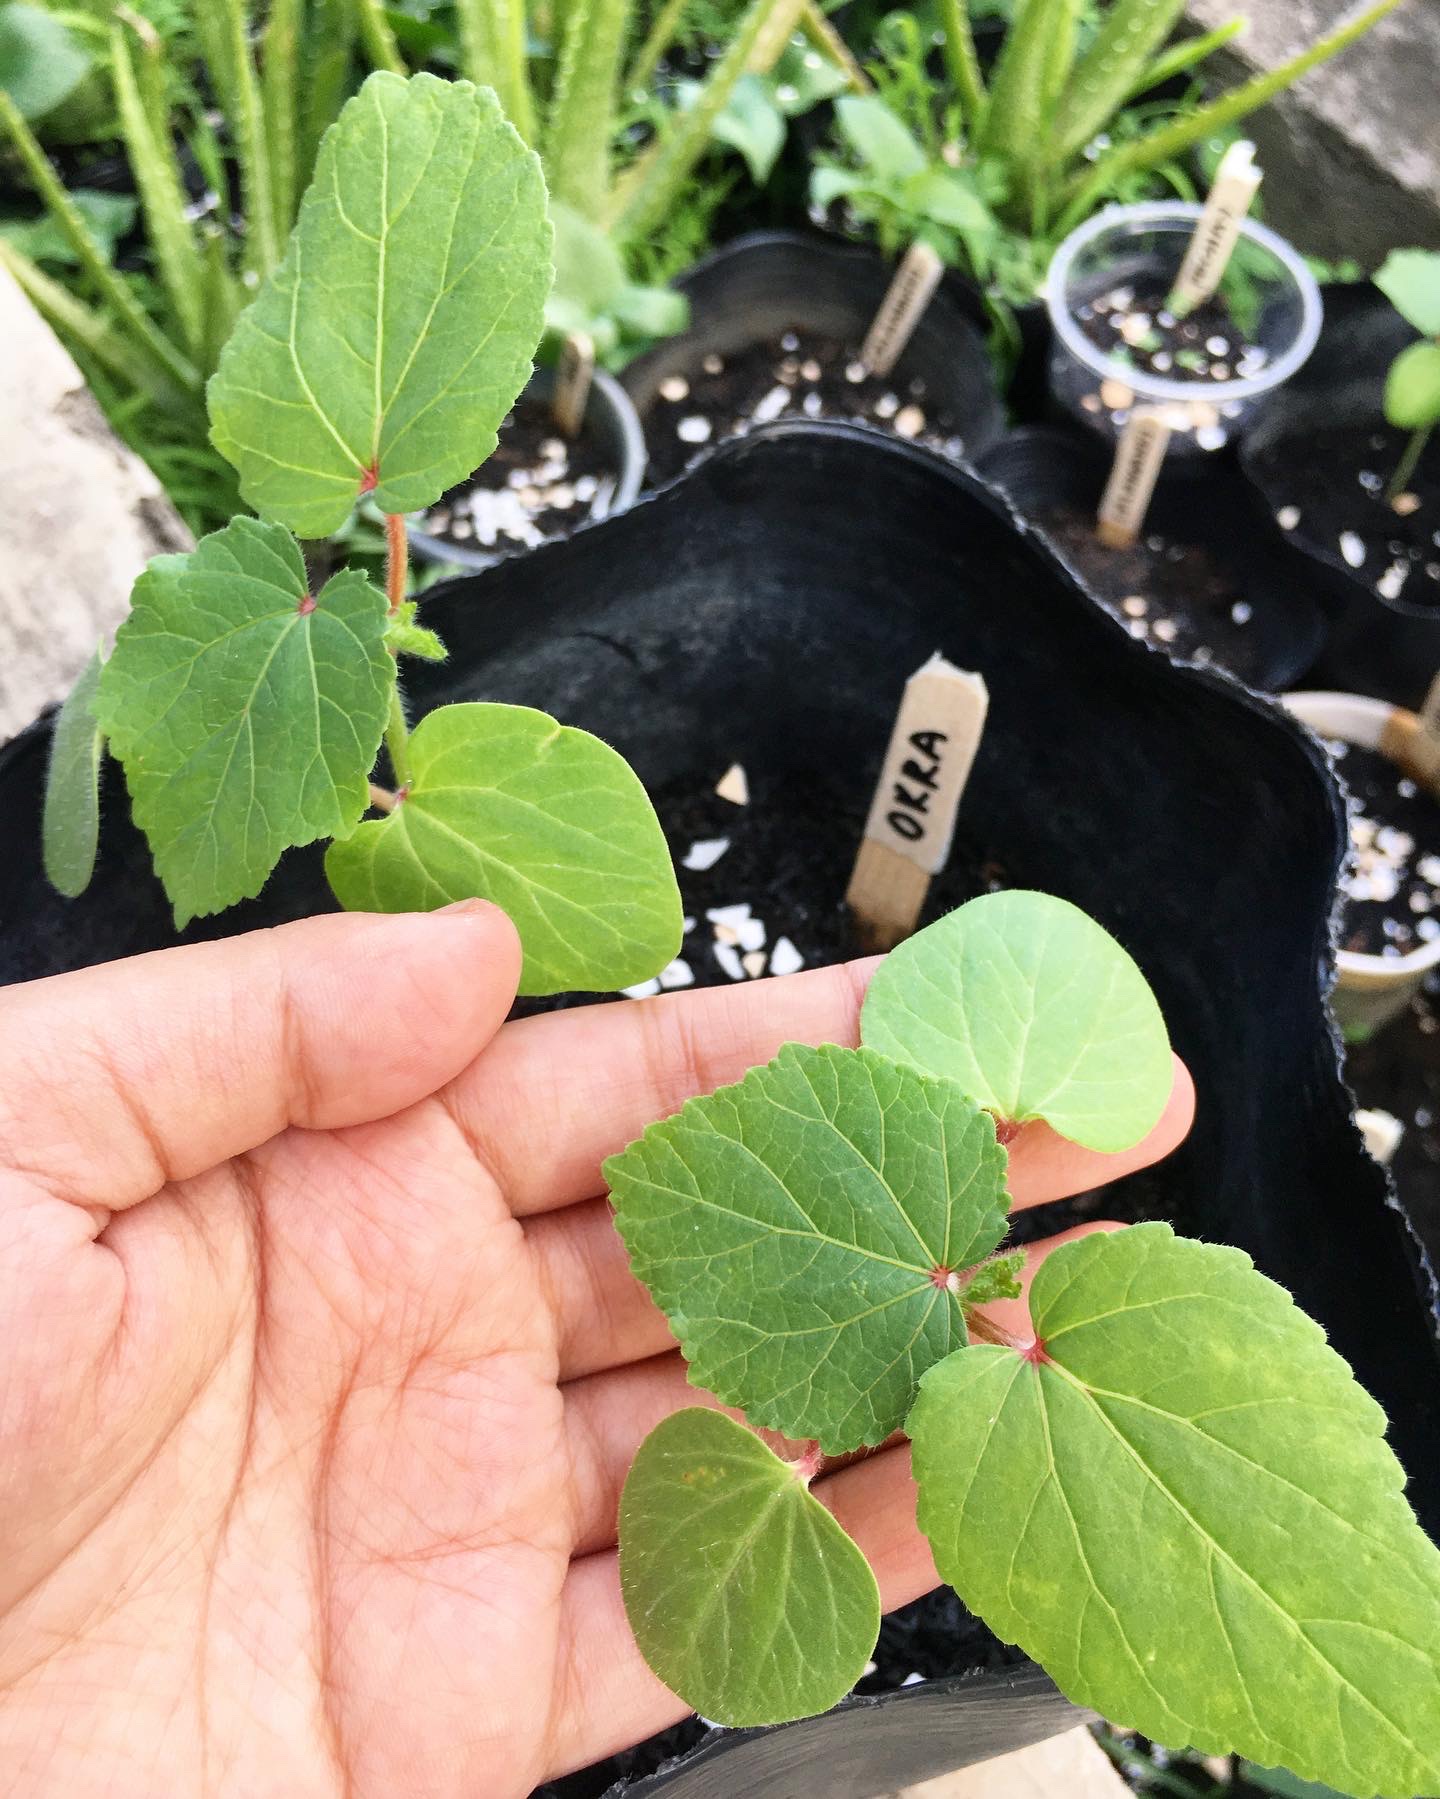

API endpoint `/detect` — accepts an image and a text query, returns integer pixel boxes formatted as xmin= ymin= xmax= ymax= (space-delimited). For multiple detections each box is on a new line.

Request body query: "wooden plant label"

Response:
xmin=1380 ymin=671 xmax=1440 ymax=793
xmin=552 ymin=330 xmax=595 ymax=439
xmin=860 ymin=241 xmax=945 ymax=378
xmin=845 ymin=654 xmax=989 ymax=950
xmin=1097 ymin=410 xmax=1172 ymax=548
xmin=1169 ymin=139 xmax=1262 ymax=315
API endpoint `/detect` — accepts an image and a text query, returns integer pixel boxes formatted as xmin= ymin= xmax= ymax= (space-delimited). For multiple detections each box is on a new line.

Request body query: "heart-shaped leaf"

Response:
xmin=909 ymin=1224 xmax=1440 ymax=1799
xmin=324 ymin=701 xmax=682 ymax=995
xmin=208 ymin=71 xmax=552 ymax=537
xmin=42 ymin=646 xmax=105 ymax=899
xmin=1384 ymin=340 xmax=1440 ymax=431
xmin=96 ymin=517 xmax=393 ymax=926
xmin=619 ymin=1407 xmax=880 ymax=1726
xmin=861 ymin=890 xmax=1172 ymax=1152
xmin=605 ymin=1043 xmax=1009 ymax=1452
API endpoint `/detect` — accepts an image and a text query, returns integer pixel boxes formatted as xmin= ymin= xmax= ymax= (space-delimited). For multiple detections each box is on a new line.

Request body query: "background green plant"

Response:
xmin=1374 ymin=247 xmax=1440 ymax=500
xmin=811 ymin=0 xmax=1402 ymax=310
xmin=0 ymin=0 xmax=853 ymax=531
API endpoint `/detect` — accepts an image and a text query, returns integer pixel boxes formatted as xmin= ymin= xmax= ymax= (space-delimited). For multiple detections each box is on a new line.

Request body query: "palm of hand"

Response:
xmin=0 ymin=905 xmax=1190 ymax=1798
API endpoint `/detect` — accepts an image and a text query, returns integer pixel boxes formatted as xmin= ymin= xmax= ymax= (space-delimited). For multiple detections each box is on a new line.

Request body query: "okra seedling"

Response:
xmin=607 ymin=891 xmax=1440 ymax=1798
xmin=1376 ymin=248 xmax=1440 ymax=502
xmin=40 ymin=72 xmax=682 ymax=997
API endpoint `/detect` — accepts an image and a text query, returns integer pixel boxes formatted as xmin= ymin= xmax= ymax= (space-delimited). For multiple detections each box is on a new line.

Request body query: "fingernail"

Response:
xmin=434 ymin=897 xmax=495 ymax=917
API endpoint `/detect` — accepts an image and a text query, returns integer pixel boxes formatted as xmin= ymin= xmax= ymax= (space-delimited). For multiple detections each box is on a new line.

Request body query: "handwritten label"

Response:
xmin=860 ymin=241 xmax=945 ymax=379
xmin=552 ymin=330 xmax=595 ymax=439
xmin=1169 ymin=140 xmax=1262 ymax=315
xmin=1097 ymin=410 xmax=1172 ymax=548
xmin=845 ymin=654 xmax=989 ymax=950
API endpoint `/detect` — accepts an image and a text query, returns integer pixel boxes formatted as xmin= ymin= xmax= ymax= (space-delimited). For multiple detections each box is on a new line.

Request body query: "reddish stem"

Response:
xmin=384 ymin=512 xmax=407 ymax=617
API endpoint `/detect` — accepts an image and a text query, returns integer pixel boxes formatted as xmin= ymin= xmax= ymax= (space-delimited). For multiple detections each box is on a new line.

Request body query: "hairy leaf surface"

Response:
xmin=208 ymin=71 xmax=551 ymax=535
xmin=909 ymin=1224 xmax=1440 ymax=1799
xmin=619 ymin=1408 xmax=880 ymax=1726
xmin=606 ymin=1043 xmax=1009 ymax=1452
xmin=861 ymin=890 xmax=1171 ymax=1151
xmin=96 ymin=517 xmax=392 ymax=925
xmin=324 ymin=701 xmax=682 ymax=995
xmin=42 ymin=647 xmax=104 ymax=899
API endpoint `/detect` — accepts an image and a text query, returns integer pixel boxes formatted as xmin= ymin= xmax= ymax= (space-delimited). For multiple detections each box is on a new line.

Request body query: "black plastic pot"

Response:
xmin=619 ymin=232 xmax=1005 ymax=478
xmin=1240 ymin=283 xmax=1436 ymax=707
xmin=1 ymin=424 xmax=1436 ymax=1796
xmin=975 ymin=424 xmax=1329 ymax=691
xmin=408 ymin=365 xmax=647 ymax=571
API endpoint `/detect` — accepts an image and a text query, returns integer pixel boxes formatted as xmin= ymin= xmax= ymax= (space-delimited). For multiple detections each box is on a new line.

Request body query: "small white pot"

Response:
xmin=1282 ymin=690 xmax=1440 ymax=1037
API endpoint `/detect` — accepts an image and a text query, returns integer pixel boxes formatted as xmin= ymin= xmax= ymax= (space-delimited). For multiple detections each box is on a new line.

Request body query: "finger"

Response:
xmin=550 ymin=1431 xmax=950 ymax=1778
xmin=547 ymin=1223 xmax=1120 ymax=1779
xmin=0 ymin=902 xmax=521 ymax=1210
xmin=1004 ymin=1052 xmax=1194 ymax=1207
xmin=529 ymin=1197 xmax=675 ymax=1383
xmin=446 ymin=957 xmax=879 ymax=1217
xmin=561 ymin=1223 xmax=1118 ymax=1558
xmin=530 ymin=1058 xmax=1191 ymax=1383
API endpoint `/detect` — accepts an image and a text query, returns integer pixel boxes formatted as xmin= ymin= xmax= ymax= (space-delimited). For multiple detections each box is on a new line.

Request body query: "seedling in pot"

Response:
xmin=1375 ymin=248 xmax=1440 ymax=505
xmin=607 ymin=890 xmax=1440 ymax=1796
xmin=40 ymin=72 xmax=683 ymax=999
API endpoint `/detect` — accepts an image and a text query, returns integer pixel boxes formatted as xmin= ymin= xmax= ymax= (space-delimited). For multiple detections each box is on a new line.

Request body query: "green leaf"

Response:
xmin=1049 ymin=0 xmax=1188 ymax=164
xmin=42 ymin=648 xmax=105 ymax=900
xmin=908 ymin=1224 xmax=1440 ymax=1799
xmin=606 ymin=1043 xmax=1009 ymax=1452
xmin=324 ymin=701 xmax=683 ymax=996
xmin=1374 ymin=249 xmax=1440 ymax=340
xmin=704 ymin=73 xmax=786 ymax=185
xmin=834 ymin=93 xmax=925 ymax=183
xmin=384 ymin=601 xmax=447 ymax=662
xmin=903 ymin=167 xmax=995 ymax=234
xmin=95 ymin=517 xmax=393 ymax=926
xmin=0 ymin=3 xmax=91 ymax=120
xmin=860 ymin=890 xmax=1171 ymax=1153
xmin=1385 ymin=341 xmax=1440 ymax=431
xmin=619 ymin=1408 xmax=880 ymax=1726
xmin=208 ymin=72 xmax=552 ymax=538
xmin=0 ymin=190 xmax=136 ymax=268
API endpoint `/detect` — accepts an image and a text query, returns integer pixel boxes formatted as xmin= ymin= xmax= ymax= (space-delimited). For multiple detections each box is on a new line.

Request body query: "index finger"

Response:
xmin=443 ymin=961 xmax=1194 ymax=1218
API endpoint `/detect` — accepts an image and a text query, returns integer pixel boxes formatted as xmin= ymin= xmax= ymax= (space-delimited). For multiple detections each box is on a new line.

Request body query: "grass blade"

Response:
xmin=1127 ymin=14 xmax=1246 ymax=101
xmin=0 ymin=91 xmax=201 ymax=394
xmin=936 ymin=0 xmax=986 ymax=133
xmin=625 ymin=0 xmax=690 ymax=96
xmin=1057 ymin=0 xmax=1404 ymax=229
xmin=1049 ymin=0 xmax=1188 ymax=164
xmin=0 ymin=238 xmax=193 ymax=408
xmin=611 ymin=0 xmax=805 ymax=241
xmin=110 ymin=21 xmax=206 ymax=358
xmin=298 ymin=0 xmax=356 ymax=186
xmin=456 ymin=0 xmax=537 ymax=143
xmin=354 ymin=0 xmax=406 ymax=75
xmin=262 ymin=0 xmax=302 ymax=236
xmin=545 ymin=0 xmax=630 ymax=215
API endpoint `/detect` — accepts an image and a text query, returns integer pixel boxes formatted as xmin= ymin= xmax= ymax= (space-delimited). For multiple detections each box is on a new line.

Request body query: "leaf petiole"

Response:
xmin=384 ymin=686 xmax=413 ymax=790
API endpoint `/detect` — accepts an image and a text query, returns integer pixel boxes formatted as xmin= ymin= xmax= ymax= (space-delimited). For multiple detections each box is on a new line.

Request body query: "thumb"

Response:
xmin=0 ymin=901 xmax=521 ymax=1212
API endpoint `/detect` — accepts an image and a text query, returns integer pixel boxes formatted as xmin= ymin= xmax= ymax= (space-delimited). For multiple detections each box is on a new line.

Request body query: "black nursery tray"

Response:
xmin=975 ymin=425 xmax=1329 ymax=691
xmin=619 ymin=231 xmax=1005 ymax=485
xmin=1 ymin=423 xmax=1436 ymax=1798
xmin=1240 ymin=282 xmax=1440 ymax=707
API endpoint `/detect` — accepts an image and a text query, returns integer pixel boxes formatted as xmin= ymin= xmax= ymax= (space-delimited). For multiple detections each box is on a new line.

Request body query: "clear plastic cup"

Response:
xmin=1046 ymin=201 xmax=1323 ymax=455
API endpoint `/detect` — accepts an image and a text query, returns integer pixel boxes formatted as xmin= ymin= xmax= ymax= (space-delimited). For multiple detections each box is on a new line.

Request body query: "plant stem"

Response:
xmin=384 ymin=511 xmax=408 ymax=616
xmin=385 ymin=688 xmax=413 ymax=789
xmin=964 ymin=1311 xmax=1025 ymax=1350
xmin=369 ymin=780 xmax=400 ymax=811
xmin=1389 ymin=424 xmax=1432 ymax=502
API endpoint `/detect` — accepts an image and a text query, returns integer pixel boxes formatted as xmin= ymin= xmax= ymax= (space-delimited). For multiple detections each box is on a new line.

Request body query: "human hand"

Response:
xmin=0 ymin=904 xmax=1192 ymax=1797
